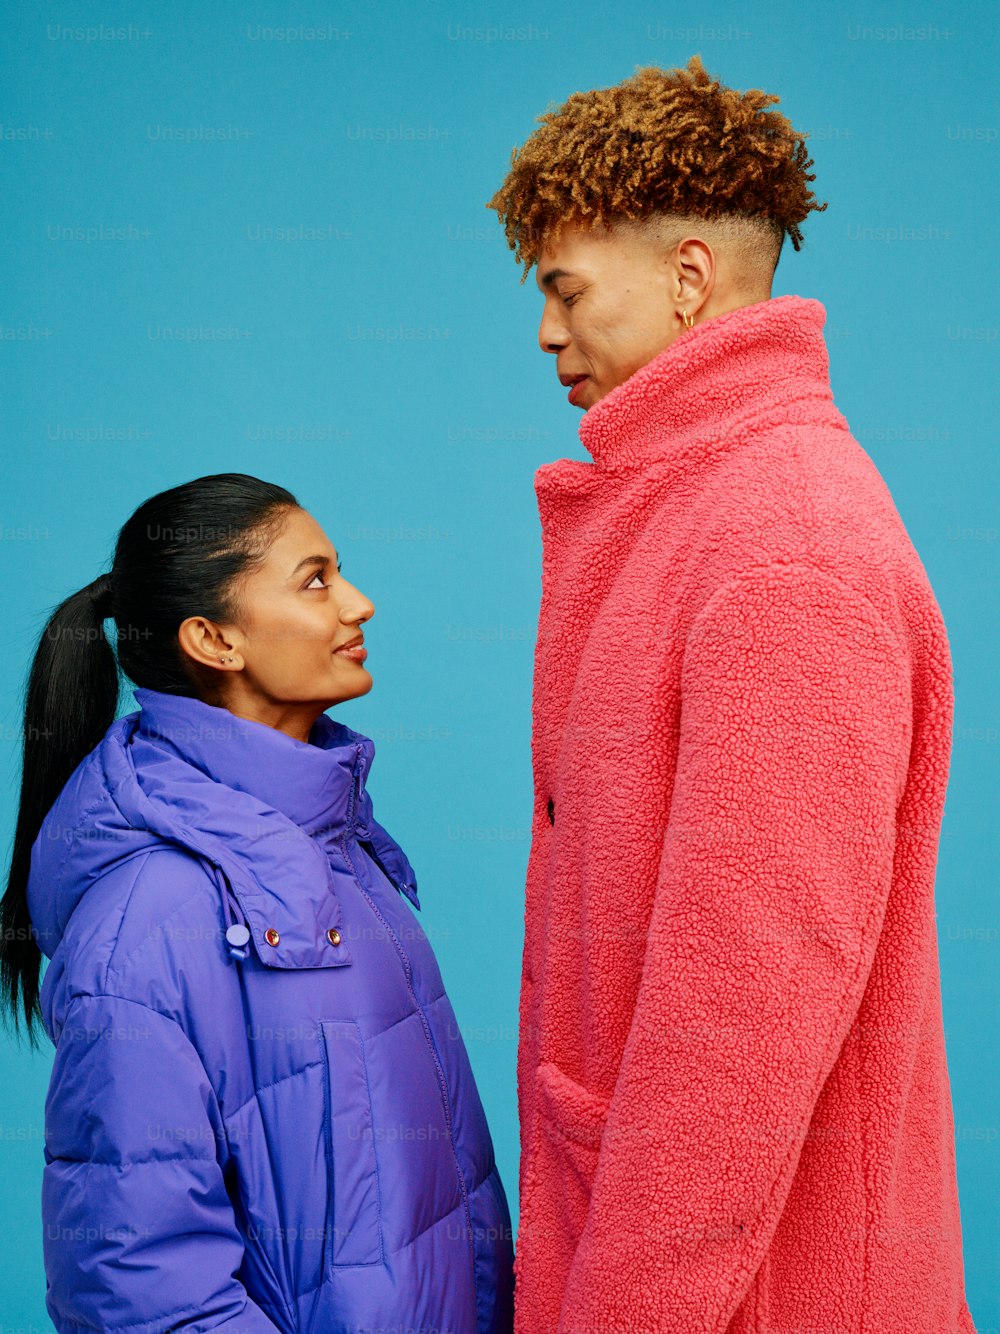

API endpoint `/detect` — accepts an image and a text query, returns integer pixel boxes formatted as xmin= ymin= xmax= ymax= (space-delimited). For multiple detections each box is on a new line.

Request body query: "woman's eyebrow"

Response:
xmin=288 ymin=552 xmax=338 ymax=577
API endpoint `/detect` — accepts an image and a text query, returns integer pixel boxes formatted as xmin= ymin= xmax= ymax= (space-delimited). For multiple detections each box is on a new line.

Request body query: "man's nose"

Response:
xmin=538 ymin=306 xmax=569 ymax=354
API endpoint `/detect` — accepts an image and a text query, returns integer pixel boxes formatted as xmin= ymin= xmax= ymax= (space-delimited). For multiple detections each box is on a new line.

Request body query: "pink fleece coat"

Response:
xmin=514 ymin=295 xmax=977 ymax=1333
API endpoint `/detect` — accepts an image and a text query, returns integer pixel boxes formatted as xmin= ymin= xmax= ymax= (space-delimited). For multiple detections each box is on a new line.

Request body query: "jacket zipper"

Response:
xmin=339 ymin=744 xmax=477 ymax=1298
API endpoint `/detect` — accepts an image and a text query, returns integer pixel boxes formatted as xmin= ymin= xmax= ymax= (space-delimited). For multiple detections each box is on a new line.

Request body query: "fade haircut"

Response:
xmin=486 ymin=55 xmax=828 ymax=289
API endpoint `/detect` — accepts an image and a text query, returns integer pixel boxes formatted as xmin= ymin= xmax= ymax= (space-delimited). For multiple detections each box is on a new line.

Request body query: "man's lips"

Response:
xmin=562 ymin=373 xmax=589 ymax=405
xmin=558 ymin=371 xmax=590 ymax=405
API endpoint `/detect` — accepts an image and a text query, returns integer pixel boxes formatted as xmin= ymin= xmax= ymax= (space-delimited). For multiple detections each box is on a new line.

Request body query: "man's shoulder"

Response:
xmin=655 ymin=426 xmax=946 ymax=646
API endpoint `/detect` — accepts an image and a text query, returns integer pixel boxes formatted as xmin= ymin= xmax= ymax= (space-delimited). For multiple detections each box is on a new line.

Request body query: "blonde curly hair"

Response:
xmin=485 ymin=54 xmax=828 ymax=286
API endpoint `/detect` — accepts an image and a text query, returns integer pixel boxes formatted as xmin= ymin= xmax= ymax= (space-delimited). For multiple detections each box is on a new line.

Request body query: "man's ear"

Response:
xmin=177 ymin=615 xmax=242 ymax=669
xmin=671 ymin=235 xmax=715 ymax=315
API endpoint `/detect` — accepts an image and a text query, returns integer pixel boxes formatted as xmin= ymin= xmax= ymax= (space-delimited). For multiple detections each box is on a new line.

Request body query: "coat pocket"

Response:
xmin=320 ymin=1020 xmax=383 ymax=1267
xmin=536 ymin=1059 xmax=610 ymax=1150
xmin=533 ymin=1061 xmax=611 ymax=1254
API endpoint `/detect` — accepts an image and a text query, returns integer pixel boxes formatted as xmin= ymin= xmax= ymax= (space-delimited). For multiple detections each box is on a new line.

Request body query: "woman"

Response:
xmin=0 ymin=472 xmax=515 ymax=1333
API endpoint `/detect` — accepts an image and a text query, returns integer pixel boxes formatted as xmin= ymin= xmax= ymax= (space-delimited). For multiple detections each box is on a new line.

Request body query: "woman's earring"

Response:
xmin=681 ymin=309 xmax=695 ymax=330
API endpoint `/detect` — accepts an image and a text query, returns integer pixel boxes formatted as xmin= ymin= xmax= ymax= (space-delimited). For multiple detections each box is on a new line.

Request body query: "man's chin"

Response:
xmin=577 ymin=380 xmax=606 ymax=409
xmin=567 ymin=376 xmax=599 ymax=410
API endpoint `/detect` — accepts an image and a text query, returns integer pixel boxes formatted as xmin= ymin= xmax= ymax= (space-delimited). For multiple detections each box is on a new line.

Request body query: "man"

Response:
xmin=486 ymin=55 xmax=977 ymax=1333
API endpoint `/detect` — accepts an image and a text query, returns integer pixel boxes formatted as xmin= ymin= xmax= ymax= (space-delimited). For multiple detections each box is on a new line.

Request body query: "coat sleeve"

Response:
xmin=557 ymin=560 xmax=915 ymax=1333
xmin=42 ymin=990 xmax=283 ymax=1334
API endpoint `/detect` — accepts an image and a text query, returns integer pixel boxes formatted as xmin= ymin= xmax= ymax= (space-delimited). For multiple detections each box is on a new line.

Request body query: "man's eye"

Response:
xmin=561 ymin=293 xmax=580 ymax=307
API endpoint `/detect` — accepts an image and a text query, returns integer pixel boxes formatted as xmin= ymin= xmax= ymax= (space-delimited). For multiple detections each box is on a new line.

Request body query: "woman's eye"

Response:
xmin=306 ymin=561 xmax=342 ymax=588
xmin=561 ymin=292 xmax=580 ymax=307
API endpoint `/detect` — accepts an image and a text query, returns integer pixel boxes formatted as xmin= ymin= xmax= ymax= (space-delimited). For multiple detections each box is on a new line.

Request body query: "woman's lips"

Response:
xmin=334 ymin=645 xmax=368 ymax=663
xmin=568 ymin=376 xmax=588 ymax=405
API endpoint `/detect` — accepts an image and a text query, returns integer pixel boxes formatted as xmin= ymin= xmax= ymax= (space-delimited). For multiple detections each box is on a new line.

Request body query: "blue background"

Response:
xmin=2 ymin=1 xmax=997 ymax=1326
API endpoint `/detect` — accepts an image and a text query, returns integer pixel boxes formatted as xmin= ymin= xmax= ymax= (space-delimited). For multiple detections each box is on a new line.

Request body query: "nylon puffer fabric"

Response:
xmin=27 ymin=686 xmax=514 ymax=1333
xmin=514 ymin=295 xmax=978 ymax=1333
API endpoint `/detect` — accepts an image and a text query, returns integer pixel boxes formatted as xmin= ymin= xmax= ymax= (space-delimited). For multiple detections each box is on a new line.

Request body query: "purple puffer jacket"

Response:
xmin=26 ymin=685 xmax=515 ymax=1333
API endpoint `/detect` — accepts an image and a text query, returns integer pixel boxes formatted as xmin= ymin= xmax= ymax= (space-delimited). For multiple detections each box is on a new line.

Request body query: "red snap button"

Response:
xmin=264 ymin=927 xmax=280 ymax=946
xmin=327 ymin=928 xmax=342 ymax=946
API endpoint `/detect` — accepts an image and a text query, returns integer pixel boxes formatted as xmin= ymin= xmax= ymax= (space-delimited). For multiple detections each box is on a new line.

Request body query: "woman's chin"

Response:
xmin=325 ymin=669 xmax=373 ymax=705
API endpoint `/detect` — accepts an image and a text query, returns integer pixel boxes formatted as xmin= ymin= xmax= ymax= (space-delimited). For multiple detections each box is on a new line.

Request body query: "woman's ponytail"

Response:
xmin=0 ymin=573 xmax=121 ymax=1045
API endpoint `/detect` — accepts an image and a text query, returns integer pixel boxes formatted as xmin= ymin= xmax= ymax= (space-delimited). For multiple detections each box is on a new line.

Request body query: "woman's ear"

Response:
xmin=177 ymin=615 xmax=242 ymax=670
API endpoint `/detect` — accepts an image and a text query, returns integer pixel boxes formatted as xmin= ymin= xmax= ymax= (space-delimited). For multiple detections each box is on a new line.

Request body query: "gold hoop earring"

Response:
xmin=681 ymin=309 xmax=695 ymax=330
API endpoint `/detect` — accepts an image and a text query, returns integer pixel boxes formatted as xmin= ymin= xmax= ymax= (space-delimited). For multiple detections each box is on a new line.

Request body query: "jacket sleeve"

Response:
xmin=42 ymin=990 xmax=283 ymax=1334
xmin=557 ymin=561 xmax=914 ymax=1333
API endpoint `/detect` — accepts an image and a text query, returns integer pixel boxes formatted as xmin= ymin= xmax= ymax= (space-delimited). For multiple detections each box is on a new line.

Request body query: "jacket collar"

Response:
xmin=120 ymin=688 xmax=419 ymax=968
xmin=571 ymin=294 xmax=842 ymax=473
xmin=129 ymin=691 xmax=419 ymax=910
xmin=131 ymin=686 xmax=367 ymax=839
xmin=27 ymin=687 xmax=419 ymax=972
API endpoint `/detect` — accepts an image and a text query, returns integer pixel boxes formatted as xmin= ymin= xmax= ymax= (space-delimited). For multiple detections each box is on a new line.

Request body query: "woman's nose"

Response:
xmin=335 ymin=570 xmax=374 ymax=621
xmin=345 ymin=591 xmax=375 ymax=624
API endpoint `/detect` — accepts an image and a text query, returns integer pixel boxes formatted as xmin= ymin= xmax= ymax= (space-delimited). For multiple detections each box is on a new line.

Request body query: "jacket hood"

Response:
xmin=27 ymin=686 xmax=420 ymax=971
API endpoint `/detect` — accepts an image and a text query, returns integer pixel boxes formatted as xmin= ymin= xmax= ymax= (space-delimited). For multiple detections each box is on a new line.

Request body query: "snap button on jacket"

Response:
xmin=514 ymin=296 xmax=977 ymax=1334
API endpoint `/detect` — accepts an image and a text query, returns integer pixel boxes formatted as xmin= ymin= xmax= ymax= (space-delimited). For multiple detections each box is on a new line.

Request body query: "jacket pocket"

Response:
xmin=537 ymin=1063 xmax=610 ymax=1212
xmin=523 ymin=1063 xmax=612 ymax=1291
xmin=536 ymin=1059 xmax=610 ymax=1150
xmin=320 ymin=1020 xmax=383 ymax=1267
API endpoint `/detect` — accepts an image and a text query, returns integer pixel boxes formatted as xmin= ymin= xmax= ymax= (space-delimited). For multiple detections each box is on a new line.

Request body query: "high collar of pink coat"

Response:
xmin=571 ymin=293 xmax=834 ymax=472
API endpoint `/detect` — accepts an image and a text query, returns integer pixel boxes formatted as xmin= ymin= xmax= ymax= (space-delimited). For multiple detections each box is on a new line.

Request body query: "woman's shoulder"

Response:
xmin=47 ymin=845 xmax=230 ymax=1034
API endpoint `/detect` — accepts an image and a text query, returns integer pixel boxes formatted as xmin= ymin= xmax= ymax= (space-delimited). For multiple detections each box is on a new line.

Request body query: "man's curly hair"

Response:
xmin=485 ymin=54 xmax=828 ymax=285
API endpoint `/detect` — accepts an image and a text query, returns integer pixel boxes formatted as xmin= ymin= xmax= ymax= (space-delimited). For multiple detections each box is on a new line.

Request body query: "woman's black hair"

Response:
xmin=0 ymin=472 xmax=299 ymax=1046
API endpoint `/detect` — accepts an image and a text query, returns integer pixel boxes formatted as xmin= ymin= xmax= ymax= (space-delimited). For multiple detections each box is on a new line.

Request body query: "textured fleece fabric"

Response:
xmin=27 ymin=687 xmax=514 ymax=1333
xmin=513 ymin=295 xmax=977 ymax=1334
